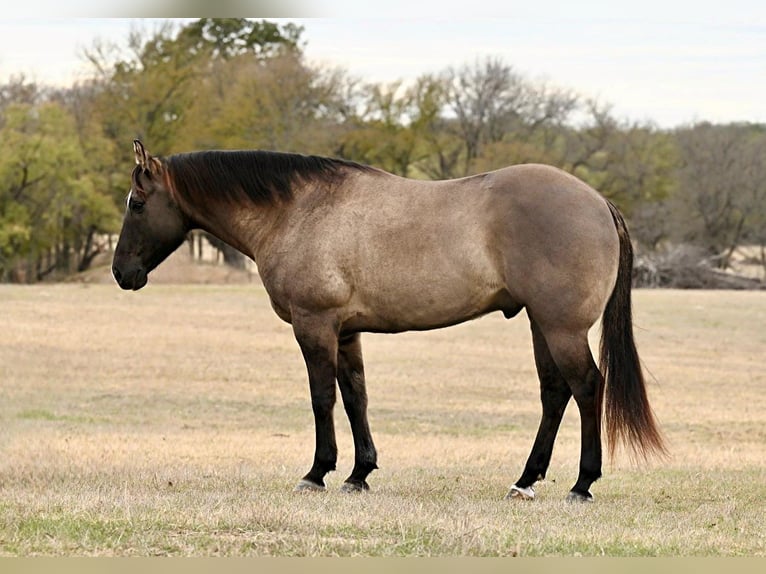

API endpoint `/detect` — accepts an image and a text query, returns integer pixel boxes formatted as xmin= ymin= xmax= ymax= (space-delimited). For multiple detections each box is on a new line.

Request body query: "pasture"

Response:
xmin=0 ymin=283 xmax=764 ymax=556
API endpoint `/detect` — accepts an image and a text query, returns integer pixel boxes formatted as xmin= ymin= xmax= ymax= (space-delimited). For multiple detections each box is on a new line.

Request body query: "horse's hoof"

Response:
xmin=505 ymin=484 xmax=535 ymax=500
xmin=565 ymin=490 xmax=594 ymax=503
xmin=294 ymin=479 xmax=326 ymax=492
xmin=340 ymin=480 xmax=369 ymax=493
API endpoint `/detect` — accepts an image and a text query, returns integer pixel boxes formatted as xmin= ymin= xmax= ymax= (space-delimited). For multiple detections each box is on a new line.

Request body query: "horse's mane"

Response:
xmin=164 ymin=150 xmax=375 ymax=207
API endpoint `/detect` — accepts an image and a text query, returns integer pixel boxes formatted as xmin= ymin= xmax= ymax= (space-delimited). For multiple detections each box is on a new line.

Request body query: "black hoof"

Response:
xmin=565 ymin=490 xmax=594 ymax=503
xmin=294 ymin=479 xmax=326 ymax=492
xmin=340 ymin=480 xmax=370 ymax=493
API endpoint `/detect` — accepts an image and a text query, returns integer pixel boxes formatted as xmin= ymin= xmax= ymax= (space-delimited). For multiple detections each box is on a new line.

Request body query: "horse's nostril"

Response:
xmin=112 ymin=266 xmax=122 ymax=283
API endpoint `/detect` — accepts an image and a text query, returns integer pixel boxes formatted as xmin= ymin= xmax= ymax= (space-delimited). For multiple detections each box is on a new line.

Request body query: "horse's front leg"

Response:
xmin=292 ymin=310 xmax=340 ymax=492
xmin=337 ymin=333 xmax=378 ymax=492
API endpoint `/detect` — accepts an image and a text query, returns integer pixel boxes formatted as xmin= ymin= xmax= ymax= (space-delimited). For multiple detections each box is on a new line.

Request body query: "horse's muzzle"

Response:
xmin=112 ymin=265 xmax=148 ymax=291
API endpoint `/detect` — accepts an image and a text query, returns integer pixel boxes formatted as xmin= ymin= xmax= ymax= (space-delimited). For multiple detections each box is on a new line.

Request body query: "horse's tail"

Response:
xmin=599 ymin=199 xmax=667 ymax=461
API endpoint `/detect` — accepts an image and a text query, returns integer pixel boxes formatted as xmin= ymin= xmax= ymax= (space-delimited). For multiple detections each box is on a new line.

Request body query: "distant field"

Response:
xmin=0 ymin=283 xmax=764 ymax=556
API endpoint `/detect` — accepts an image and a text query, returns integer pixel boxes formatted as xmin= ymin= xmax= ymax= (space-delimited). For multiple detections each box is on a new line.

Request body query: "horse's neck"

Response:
xmin=190 ymin=168 xmax=364 ymax=265
xmin=188 ymin=200 xmax=276 ymax=262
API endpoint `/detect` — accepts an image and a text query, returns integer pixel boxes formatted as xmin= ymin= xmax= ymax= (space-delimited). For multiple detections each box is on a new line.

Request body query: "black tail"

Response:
xmin=599 ymin=200 xmax=667 ymax=461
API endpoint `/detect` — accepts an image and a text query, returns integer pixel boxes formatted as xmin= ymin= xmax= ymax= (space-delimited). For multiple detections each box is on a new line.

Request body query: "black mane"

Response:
xmin=165 ymin=150 xmax=373 ymax=206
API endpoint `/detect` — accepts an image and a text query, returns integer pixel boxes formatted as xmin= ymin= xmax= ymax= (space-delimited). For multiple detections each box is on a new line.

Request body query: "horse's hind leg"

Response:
xmin=507 ymin=320 xmax=572 ymax=500
xmin=336 ymin=333 xmax=378 ymax=492
xmin=541 ymin=327 xmax=604 ymax=502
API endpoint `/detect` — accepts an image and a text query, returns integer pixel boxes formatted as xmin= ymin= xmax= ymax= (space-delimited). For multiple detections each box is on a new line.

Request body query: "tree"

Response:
xmin=673 ymin=123 xmax=766 ymax=268
xmin=444 ymin=57 xmax=579 ymax=176
xmin=407 ymin=74 xmax=464 ymax=180
xmin=84 ymin=19 xmax=305 ymax=155
xmin=178 ymin=18 xmax=303 ymax=59
xmin=336 ymin=73 xmax=464 ymax=180
xmin=445 ymin=57 xmax=523 ymax=175
xmin=1 ymin=75 xmax=41 ymax=113
xmin=0 ymin=101 xmax=120 ymax=281
xmin=84 ymin=21 xmax=205 ymax=158
xmin=176 ymin=50 xmax=344 ymax=154
xmin=334 ymin=81 xmax=422 ymax=176
xmin=570 ymin=114 xmax=677 ymax=211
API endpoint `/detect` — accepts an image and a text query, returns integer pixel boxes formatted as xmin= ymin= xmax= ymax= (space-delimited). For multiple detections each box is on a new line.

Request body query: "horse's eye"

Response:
xmin=129 ymin=200 xmax=145 ymax=214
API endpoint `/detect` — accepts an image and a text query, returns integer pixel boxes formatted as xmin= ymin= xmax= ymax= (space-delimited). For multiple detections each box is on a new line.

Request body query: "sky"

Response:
xmin=1 ymin=1 xmax=765 ymax=128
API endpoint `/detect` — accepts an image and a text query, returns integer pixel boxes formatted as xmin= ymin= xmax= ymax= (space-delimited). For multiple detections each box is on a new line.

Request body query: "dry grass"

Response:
xmin=0 ymin=283 xmax=765 ymax=556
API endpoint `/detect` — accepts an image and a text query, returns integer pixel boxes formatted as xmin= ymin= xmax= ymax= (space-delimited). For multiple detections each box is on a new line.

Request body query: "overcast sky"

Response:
xmin=1 ymin=1 xmax=765 ymax=128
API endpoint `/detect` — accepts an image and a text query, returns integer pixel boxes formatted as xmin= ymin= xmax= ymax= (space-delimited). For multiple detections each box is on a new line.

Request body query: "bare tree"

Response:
xmin=445 ymin=57 xmax=525 ymax=175
xmin=0 ymin=76 xmax=42 ymax=122
xmin=443 ymin=57 xmax=581 ymax=176
xmin=674 ymin=123 xmax=766 ymax=268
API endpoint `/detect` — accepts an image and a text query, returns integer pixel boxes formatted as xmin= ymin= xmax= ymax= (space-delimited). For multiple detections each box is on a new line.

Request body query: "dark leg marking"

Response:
xmin=293 ymin=313 xmax=339 ymax=491
xmin=508 ymin=320 xmax=572 ymax=500
xmin=337 ymin=333 xmax=378 ymax=492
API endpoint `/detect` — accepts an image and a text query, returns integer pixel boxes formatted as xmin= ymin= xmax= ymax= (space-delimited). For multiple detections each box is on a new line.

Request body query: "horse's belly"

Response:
xmin=342 ymin=277 xmax=510 ymax=333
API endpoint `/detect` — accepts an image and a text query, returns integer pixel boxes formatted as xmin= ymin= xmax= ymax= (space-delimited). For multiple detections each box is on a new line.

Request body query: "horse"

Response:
xmin=112 ymin=140 xmax=666 ymax=502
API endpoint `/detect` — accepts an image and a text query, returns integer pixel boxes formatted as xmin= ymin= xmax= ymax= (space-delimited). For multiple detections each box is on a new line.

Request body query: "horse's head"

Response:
xmin=112 ymin=140 xmax=189 ymax=290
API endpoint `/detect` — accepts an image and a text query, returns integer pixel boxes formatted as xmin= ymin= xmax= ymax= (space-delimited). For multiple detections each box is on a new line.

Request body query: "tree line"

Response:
xmin=1 ymin=18 xmax=765 ymax=283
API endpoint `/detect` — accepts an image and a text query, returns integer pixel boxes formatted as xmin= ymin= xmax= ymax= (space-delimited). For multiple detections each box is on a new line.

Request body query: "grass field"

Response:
xmin=0 ymin=283 xmax=764 ymax=556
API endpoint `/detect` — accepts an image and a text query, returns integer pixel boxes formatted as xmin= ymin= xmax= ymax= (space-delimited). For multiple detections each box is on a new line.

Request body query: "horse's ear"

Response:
xmin=133 ymin=140 xmax=149 ymax=169
xmin=133 ymin=139 xmax=163 ymax=175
